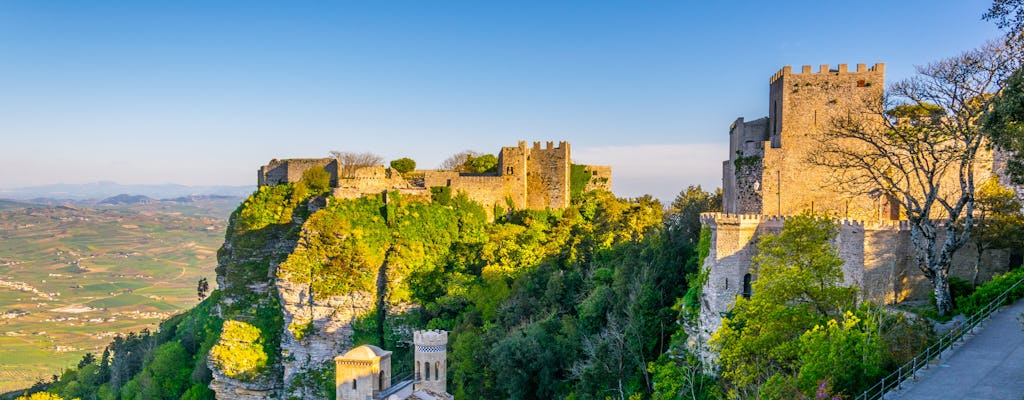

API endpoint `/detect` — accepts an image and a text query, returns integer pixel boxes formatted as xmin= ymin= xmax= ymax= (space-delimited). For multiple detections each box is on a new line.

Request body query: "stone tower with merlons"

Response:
xmin=723 ymin=63 xmax=891 ymax=219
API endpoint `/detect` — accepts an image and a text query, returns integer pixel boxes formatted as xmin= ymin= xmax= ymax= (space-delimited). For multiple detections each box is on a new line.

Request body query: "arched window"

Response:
xmin=425 ymin=363 xmax=431 ymax=380
xmin=742 ymin=273 xmax=753 ymax=299
xmin=416 ymin=361 xmax=420 ymax=380
xmin=435 ymin=362 xmax=440 ymax=381
xmin=352 ymin=378 xmax=357 ymax=390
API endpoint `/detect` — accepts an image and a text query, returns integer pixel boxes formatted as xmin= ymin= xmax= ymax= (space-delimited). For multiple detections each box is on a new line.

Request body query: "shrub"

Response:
xmin=956 ymin=267 xmax=1024 ymax=317
xmin=390 ymin=157 xmax=416 ymax=174
xmin=300 ymin=166 xmax=331 ymax=195
xmin=209 ymin=320 xmax=269 ymax=381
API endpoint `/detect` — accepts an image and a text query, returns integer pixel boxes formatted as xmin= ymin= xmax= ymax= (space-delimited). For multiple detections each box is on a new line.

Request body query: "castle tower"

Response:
xmin=413 ymin=330 xmax=448 ymax=394
xmin=335 ymin=345 xmax=392 ymax=400
xmin=762 ymin=63 xmax=886 ymax=219
xmin=723 ymin=63 xmax=888 ymax=218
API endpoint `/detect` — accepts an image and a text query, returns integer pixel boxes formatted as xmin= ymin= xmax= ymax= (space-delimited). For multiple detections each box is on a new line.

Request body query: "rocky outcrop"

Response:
xmin=208 ymin=361 xmax=281 ymax=399
xmin=278 ymin=278 xmax=375 ymax=399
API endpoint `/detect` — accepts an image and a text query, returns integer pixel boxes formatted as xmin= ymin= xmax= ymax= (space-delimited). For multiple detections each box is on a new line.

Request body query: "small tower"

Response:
xmin=413 ymin=330 xmax=448 ymax=394
xmin=335 ymin=345 xmax=392 ymax=400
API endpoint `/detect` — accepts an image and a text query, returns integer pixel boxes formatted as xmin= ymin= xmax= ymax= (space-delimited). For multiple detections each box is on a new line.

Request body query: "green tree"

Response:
xmin=971 ymin=176 xmax=1024 ymax=285
xmin=439 ymin=150 xmax=498 ymax=173
xmin=389 ymin=157 xmax=417 ymax=174
xmin=468 ymin=154 xmax=498 ymax=173
xmin=299 ymin=166 xmax=332 ymax=195
xmin=984 ymin=67 xmax=1024 ymax=183
xmin=669 ymin=185 xmax=722 ymax=247
xmin=711 ymin=213 xmax=856 ymax=398
xmin=796 ymin=310 xmax=884 ymax=396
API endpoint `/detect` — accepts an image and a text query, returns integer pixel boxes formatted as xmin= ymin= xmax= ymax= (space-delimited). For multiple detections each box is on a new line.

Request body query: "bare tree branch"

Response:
xmin=809 ymin=38 xmax=1022 ymax=315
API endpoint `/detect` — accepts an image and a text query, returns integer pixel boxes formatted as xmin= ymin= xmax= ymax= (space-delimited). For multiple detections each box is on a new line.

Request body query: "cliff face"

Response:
xmin=277 ymin=277 xmax=374 ymax=398
xmin=208 ymin=185 xmax=477 ymax=399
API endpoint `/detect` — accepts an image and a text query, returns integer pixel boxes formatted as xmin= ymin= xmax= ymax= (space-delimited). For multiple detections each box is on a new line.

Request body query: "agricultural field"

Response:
xmin=0 ymin=197 xmax=240 ymax=393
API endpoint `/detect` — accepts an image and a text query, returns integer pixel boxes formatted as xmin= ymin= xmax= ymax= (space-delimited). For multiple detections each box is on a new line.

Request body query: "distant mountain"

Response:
xmin=0 ymin=182 xmax=253 ymax=201
xmin=98 ymin=194 xmax=157 ymax=205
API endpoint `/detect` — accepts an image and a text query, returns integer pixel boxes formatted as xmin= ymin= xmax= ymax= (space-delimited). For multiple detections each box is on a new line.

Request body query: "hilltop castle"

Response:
xmin=696 ymin=64 xmax=1011 ymax=349
xmin=257 ymin=141 xmax=611 ymax=214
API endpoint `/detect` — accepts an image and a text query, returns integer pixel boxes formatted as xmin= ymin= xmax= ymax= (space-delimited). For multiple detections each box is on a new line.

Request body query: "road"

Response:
xmin=888 ymin=298 xmax=1024 ymax=400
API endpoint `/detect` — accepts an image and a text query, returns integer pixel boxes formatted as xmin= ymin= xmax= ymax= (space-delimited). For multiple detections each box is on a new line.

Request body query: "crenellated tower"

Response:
xmin=414 ymin=330 xmax=448 ymax=394
xmin=723 ymin=63 xmax=891 ymax=219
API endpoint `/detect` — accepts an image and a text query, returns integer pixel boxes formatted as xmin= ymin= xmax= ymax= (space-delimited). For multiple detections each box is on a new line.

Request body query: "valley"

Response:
xmin=0 ymin=199 xmax=237 ymax=393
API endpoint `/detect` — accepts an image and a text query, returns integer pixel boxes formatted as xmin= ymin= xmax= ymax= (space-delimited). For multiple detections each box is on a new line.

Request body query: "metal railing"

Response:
xmin=855 ymin=275 xmax=1024 ymax=400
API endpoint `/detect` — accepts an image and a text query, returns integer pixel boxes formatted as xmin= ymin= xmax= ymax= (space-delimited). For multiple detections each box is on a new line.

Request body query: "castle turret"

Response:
xmin=413 ymin=330 xmax=448 ymax=394
xmin=335 ymin=345 xmax=392 ymax=400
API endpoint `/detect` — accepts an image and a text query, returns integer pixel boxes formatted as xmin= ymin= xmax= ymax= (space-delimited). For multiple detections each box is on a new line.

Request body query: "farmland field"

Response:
xmin=0 ymin=198 xmax=239 ymax=393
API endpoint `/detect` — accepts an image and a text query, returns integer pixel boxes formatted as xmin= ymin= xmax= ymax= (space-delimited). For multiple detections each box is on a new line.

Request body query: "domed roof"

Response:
xmin=341 ymin=344 xmax=390 ymax=360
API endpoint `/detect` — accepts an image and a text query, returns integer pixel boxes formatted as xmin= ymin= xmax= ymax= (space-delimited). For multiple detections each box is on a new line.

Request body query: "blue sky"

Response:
xmin=0 ymin=1 xmax=1005 ymax=202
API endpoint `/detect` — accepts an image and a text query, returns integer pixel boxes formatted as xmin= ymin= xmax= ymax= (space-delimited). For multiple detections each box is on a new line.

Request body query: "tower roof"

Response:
xmin=337 ymin=344 xmax=391 ymax=360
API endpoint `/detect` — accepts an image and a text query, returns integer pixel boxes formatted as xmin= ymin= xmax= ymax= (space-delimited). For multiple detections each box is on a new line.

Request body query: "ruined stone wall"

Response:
xmin=423 ymin=141 xmax=576 ymax=211
xmin=694 ymin=213 xmax=1011 ymax=349
xmin=424 ymin=172 xmax=514 ymax=212
xmin=258 ymin=158 xmax=339 ymax=187
xmin=331 ymin=166 xmax=412 ymax=200
xmin=760 ymin=63 xmax=886 ymax=219
xmin=261 ymin=140 xmax=602 ymax=215
xmin=583 ymin=165 xmax=613 ymax=192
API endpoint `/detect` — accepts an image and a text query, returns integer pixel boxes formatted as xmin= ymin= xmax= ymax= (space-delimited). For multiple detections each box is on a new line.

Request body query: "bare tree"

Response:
xmin=810 ymin=38 xmax=1022 ymax=316
xmin=329 ymin=151 xmax=384 ymax=178
xmin=439 ymin=150 xmax=480 ymax=172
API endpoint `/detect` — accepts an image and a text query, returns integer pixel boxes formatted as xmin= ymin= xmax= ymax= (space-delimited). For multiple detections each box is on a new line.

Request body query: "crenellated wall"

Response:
xmin=693 ymin=212 xmax=1011 ymax=352
xmin=258 ymin=141 xmax=608 ymax=217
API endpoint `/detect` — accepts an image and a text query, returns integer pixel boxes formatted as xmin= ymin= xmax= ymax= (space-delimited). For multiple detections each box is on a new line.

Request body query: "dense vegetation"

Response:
xmin=16 ymin=166 xmax=1021 ymax=400
xmin=16 ymin=177 xmax=723 ymax=399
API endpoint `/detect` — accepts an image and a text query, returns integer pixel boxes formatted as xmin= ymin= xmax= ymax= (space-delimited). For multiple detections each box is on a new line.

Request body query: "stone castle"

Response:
xmin=258 ymin=141 xmax=611 ymax=214
xmin=697 ymin=63 xmax=1012 ymax=347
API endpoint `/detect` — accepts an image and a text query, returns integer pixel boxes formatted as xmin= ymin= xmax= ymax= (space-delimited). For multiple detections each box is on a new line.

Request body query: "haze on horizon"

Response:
xmin=0 ymin=1 xmax=1002 ymax=203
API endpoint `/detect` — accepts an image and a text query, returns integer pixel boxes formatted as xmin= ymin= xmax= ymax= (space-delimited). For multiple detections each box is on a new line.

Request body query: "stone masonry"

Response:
xmin=693 ymin=213 xmax=1009 ymax=350
xmin=699 ymin=63 xmax=1012 ymax=353
xmin=257 ymin=141 xmax=612 ymax=214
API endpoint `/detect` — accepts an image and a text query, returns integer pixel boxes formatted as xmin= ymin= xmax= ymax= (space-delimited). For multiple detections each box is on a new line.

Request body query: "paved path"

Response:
xmin=889 ymin=298 xmax=1024 ymax=400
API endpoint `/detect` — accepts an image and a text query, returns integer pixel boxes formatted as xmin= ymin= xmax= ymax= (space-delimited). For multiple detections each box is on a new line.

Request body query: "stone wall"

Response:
xmin=583 ymin=165 xmax=613 ymax=192
xmin=424 ymin=141 xmax=595 ymax=213
xmin=693 ymin=213 xmax=1011 ymax=350
xmin=525 ymin=141 xmax=571 ymax=209
xmin=259 ymin=141 xmax=610 ymax=217
xmin=761 ymin=63 xmax=886 ymax=219
xmin=332 ymin=165 xmax=413 ymax=200
xmin=258 ymin=158 xmax=339 ymax=187
xmin=722 ymin=117 xmax=769 ymax=214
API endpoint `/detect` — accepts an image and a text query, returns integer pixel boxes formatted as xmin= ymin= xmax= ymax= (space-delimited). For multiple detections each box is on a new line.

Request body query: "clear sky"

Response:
xmin=0 ymin=1 xmax=1005 ymax=202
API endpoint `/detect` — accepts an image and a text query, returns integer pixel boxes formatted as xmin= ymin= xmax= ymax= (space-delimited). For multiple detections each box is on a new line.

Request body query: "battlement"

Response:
xmin=259 ymin=141 xmax=608 ymax=217
xmin=414 ymin=330 xmax=448 ymax=347
xmin=770 ymin=62 xmax=885 ymax=83
xmin=699 ymin=212 xmax=911 ymax=230
xmin=527 ymin=140 xmax=569 ymax=151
